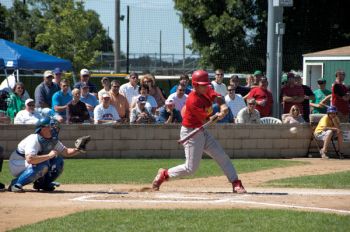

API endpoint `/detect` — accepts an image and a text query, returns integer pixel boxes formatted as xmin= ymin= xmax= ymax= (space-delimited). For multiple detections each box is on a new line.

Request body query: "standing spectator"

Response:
xmin=157 ymin=99 xmax=182 ymax=124
xmin=169 ymin=74 xmax=192 ymax=94
xmin=211 ymin=69 xmax=227 ymax=96
xmin=310 ymin=78 xmax=332 ymax=114
xmin=141 ymin=74 xmax=166 ymax=108
xmin=283 ymin=105 xmax=305 ymax=124
xmin=280 ymin=72 xmax=305 ymax=114
xmin=225 ymin=85 xmax=246 ymax=118
xmin=14 ymin=99 xmax=42 ymax=125
xmin=74 ymin=69 xmax=98 ymax=97
xmin=130 ymin=96 xmax=155 ymax=124
xmin=331 ymin=70 xmax=350 ymax=123
xmin=52 ymin=68 xmax=63 ymax=85
xmin=229 ymin=75 xmax=250 ymax=97
xmin=130 ymin=84 xmax=157 ymax=114
xmin=67 ymin=88 xmax=90 ymax=124
xmin=52 ymin=79 xmax=72 ymax=123
xmin=314 ymin=106 xmax=344 ymax=159
xmin=167 ymin=84 xmax=188 ymax=112
xmin=236 ymin=98 xmax=261 ymax=124
xmin=98 ymin=77 xmax=111 ymax=102
xmin=252 ymin=70 xmax=263 ymax=87
xmin=0 ymin=145 xmax=4 ymax=190
xmin=212 ymin=97 xmax=234 ymax=123
xmin=80 ymin=82 xmax=98 ymax=119
xmin=247 ymin=77 xmax=273 ymax=117
xmin=94 ymin=93 xmax=120 ymax=124
xmin=109 ymin=80 xmax=130 ymax=122
xmin=6 ymin=82 xmax=26 ymax=122
xmin=295 ymin=74 xmax=315 ymax=122
xmin=34 ymin=71 xmax=60 ymax=108
xmin=119 ymin=72 xmax=139 ymax=105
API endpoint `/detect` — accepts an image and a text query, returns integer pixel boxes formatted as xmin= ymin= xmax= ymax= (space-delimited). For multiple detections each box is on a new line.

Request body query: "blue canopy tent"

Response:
xmin=0 ymin=39 xmax=72 ymax=71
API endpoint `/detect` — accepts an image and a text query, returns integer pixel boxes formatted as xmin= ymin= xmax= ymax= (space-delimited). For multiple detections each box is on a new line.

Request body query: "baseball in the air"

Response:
xmin=289 ymin=127 xmax=298 ymax=134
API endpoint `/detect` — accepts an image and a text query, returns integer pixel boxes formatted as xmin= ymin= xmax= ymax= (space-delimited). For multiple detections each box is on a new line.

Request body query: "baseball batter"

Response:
xmin=8 ymin=117 xmax=88 ymax=192
xmin=152 ymin=70 xmax=246 ymax=193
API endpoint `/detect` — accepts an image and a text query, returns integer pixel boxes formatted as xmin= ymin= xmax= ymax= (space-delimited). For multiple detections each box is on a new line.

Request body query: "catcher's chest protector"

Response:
xmin=38 ymin=136 xmax=59 ymax=155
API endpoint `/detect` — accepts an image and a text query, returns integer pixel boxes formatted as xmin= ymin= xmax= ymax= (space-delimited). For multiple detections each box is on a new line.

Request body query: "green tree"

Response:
xmin=0 ymin=3 xmax=12 ymax=40
xmin=174 ymin=0 xmax=256 ymax=72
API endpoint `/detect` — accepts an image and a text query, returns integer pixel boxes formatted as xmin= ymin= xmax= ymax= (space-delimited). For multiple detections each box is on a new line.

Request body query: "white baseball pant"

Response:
xmin=168 ymin=126 xmax=238 ymax=182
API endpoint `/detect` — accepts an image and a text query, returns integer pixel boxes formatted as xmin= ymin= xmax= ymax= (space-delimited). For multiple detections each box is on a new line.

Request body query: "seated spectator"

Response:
xmin=229 ymin=75 xmax=250 ymax=97
xmin=245 ymin=74 xmax=254 ymax=88
xmin=169 ymin=74 xmax=192 ymax=95
xmin=52 ymin=79 xmax=72 ymax=123
xmin=34 ymin=70 xmax=60 ymax=108
xmin=157 ymin=99 xmax=182 ymax=124
xmin=119 ymin=72 xmax=139 ymax=105
xmin=211 ymin=69 xmax=227 ymax=96
xmin=94 ymin=93 xmax=120 ymax=124
xmin=98 ymin=77 xmax=111 ymax=102
xmin=225 ymin=85 xmax=246 ymax=119
xmin=314 ymin=106 xmax=344 ymax=159
xmin=80 ymin=82 xmax=98 ymax=118
xmin=130 ymin=96 xmax=155 ymax=124
xmin=167 ymin=84 xmax=188 ymax=112
xmin=14 ymin=99 xmax=42 ymax=125
xmin=212 ymin=97 xmax=234 ymax=123
xmin=236 ymin=98 xmax=260 ymax=124
xmin=67 ymin=88 xmax=90 ymax=124
xmin=247 ymin=77 xmax=273 ymax=117
xmin=283 ymin=105 xmax=305 ymax=124
xmin=109 ymin=80 xmax=129 ymax=123
xmin=6 ymin=82 xmax=26 ymax=122
xmin=74 ymin=69 xmax=98 ymax=97
xmin=130 ymin=84 xmax=157 ymax=114
xmin=141 ymin=74 xmax=166 ymax=108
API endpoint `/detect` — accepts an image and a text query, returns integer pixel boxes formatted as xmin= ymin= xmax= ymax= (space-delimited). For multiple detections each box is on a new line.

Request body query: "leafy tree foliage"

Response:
xmin=0 ymin=3 xmax=12 ymax=41
xmin=174 ymin=0 xmax=256 ymax=72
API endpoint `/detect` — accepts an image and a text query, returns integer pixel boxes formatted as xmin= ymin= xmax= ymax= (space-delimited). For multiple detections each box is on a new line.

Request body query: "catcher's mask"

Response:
xmin=35 ymin=117 xmax=60 ymax=139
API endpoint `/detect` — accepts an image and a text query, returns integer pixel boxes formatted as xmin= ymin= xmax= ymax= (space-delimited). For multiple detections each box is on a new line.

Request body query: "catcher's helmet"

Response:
xmin=35 ymin=117 xmax=60 ymax=138
xmin=192 ymin=70 xmax=210 ymax=86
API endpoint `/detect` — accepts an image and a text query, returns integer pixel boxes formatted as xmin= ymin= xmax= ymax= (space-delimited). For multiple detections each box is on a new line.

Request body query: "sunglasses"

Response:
xmin=292 ymin=109 xmax=299 ymax=111
xmin=227 ymin=89 xmax=234 ymax=92
xmin=27 ymin=104 xmax=35 ymax=107
xmin=248 ymin=103 xmax=256 ymax=105
xmin=216 ymin=73 xmax=223 ymax=76
xmin=112 ymin=85 xmax=120 ymax=88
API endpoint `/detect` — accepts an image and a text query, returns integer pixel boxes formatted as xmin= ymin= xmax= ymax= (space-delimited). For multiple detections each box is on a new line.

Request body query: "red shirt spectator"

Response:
xmin=280 ymin=73 xmax=305 ymax=114
xmin=331 ymin=70 xmax=350 ymax=122
xmin=247 ymin=78 xmax=273 ymax=117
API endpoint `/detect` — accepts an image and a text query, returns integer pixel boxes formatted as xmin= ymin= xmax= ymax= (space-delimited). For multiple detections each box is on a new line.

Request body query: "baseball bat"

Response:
xmin=177 ymin=115 xmax=218 ymax=144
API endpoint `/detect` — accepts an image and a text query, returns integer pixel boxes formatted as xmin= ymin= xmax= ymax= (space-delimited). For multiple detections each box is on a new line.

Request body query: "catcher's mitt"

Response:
xmin=75 ymin=135 xmax=91 ymax=153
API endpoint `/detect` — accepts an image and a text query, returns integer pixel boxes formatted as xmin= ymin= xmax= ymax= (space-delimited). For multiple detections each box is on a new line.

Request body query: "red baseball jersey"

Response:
xmin=182 ymin=87 xmax=220 ymax=128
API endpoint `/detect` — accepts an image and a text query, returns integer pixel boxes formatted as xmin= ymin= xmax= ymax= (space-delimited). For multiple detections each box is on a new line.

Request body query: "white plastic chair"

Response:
xmin=260 ymin=117 xmax=282 ymax=124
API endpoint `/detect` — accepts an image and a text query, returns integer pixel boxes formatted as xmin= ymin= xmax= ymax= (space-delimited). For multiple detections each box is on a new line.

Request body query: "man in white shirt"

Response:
xmin=236 ymin=98 xmax=261 ymax=124
xmin=211 ymin=69 xmax=227 ymax=96
xmin=225 ymin=85 xmax=246 ymax=118
xmin=94 ymin=93 xmax=120 ymax=124
xmin=14 ymin=99 xmax=42 ymax=125
xmin=167 ymin=84 xmax=188 ymax=112
xmin=119 ymin=72 xmax=139 ymax=104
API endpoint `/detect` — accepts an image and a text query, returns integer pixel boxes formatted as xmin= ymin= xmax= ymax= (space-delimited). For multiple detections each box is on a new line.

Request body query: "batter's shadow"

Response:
xmin=207 ymin=191 xmax=288 ymax=196
xmin=25 ymin=189 xmax=129 ymax=195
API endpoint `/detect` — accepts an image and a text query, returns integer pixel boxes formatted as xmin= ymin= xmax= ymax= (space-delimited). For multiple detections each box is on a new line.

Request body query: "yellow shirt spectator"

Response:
xmin=314 ymin=114 xmax=340 ymax=134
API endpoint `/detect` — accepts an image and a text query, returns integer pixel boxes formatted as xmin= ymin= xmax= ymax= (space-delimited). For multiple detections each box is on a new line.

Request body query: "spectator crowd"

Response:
xmin=0 ymin=68 xmax=349 ymax=126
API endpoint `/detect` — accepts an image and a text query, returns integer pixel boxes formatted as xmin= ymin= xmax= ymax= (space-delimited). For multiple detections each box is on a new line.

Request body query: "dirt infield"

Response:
xmin=1 ymin=158 xmax=350 ymax=231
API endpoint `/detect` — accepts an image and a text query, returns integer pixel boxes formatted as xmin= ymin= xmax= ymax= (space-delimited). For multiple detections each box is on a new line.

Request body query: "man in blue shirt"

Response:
xmin=74 ymin=69 xmax=98 ymax=97
xmin=157 ymin=99 xmax=182 ymax=124
xmin=80 ymin=82 xmax=98 ymax=118
xmin=169 ymin=74 xmax=192 ymax=95
xmin=52 ymin=79 xmax=72 ymax=123
xmin=34 ymin=71 xmax=60 ymax=108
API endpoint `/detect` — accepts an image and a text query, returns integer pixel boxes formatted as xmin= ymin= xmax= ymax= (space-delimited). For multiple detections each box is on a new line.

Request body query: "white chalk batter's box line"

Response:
xmin=70 ymin=192 xmax=350 ymax=215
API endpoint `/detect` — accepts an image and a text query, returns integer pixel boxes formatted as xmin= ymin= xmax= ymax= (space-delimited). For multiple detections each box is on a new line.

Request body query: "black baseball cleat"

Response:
xmin=33 ymin=181 xmax=60 ymax=192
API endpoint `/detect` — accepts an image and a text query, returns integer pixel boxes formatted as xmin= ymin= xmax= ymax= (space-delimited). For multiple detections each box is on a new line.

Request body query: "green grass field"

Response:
xmin=12 ymin=209 xmax=350 ymax=232
xmin=0 ymin=159 xmax=306 ymax=184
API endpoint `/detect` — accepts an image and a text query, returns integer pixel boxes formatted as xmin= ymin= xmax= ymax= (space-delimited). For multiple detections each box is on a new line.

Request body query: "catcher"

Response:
xmin=8 ymin=117 xmax=90 ymax=192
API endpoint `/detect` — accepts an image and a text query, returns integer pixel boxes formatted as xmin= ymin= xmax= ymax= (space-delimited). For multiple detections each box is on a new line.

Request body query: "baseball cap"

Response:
xmin=44 ymin=70 xmax=54 ymax=78
xmin=80 ymin=69 xmax=90 ymax=76
xmin=317 ymin=78 xmax=326 ymax=84
xmin=102 ymin=93 xmax=110 ymax=98
xmin=138 ymin=96 xmax=147 ymax=104
xmin=165 ymin=99 xmax=174 ymax=106
xmin=53 ymin=68 xmax=62 ymax=75
xmin=25 ymin=98 xmax=34 ymax=106
xmin=253 ymin=70 xmax=262 ymax=76
xmin=327 ymin=106 xmax=337 ymax=114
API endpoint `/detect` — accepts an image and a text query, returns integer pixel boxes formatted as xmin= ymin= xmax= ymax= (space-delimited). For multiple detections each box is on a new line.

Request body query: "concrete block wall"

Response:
xmin=0 ymin=123 xmax=349 ymax=159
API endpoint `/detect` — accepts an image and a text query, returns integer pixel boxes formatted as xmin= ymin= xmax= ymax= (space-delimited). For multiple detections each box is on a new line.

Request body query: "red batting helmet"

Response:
xmin=191 ymin=70 xmax=210 ymax=86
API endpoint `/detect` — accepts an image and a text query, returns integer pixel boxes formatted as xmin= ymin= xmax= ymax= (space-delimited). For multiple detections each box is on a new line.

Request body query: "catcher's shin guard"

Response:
xmin=232 ymin=179 xmax=247 ymax=194
xmin=152 ymin=168 xmax=169 ymax=191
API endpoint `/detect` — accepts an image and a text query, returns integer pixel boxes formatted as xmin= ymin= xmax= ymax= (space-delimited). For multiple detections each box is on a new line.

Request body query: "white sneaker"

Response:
xmin=320 ymin=149 xmax=329 ymax=159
